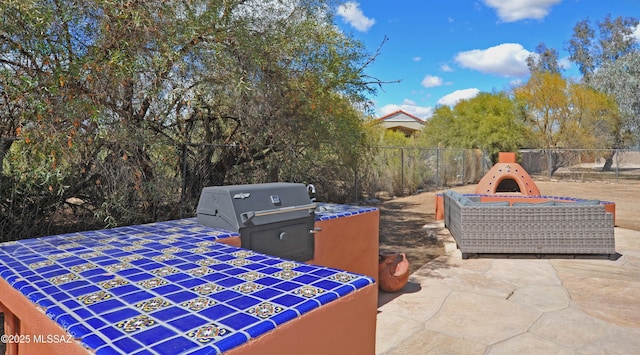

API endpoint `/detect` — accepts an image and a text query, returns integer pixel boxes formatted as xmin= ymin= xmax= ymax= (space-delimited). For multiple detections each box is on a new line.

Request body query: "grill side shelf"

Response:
xmin=240 ymin=203 xmax=317 ymax=223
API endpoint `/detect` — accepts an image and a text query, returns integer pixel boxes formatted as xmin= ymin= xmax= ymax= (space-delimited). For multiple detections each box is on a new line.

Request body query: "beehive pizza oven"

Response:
xmin=196 ymin=183 xmax=317 ymax=262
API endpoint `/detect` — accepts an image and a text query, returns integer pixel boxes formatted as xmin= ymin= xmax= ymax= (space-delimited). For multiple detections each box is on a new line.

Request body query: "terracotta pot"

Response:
xmin=378 ymin=251 xmax=409 ymax=292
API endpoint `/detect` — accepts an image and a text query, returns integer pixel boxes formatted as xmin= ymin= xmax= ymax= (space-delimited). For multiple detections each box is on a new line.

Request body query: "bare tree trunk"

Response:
xmin=602 ymin=151 xmax=615 ymax=172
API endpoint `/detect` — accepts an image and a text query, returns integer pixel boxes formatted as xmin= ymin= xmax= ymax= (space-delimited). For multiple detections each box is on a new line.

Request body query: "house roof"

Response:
xmin=373 ymin=110 xmax=426 ymax=135
xmin=375 ymin=110 xmax=426 ymax=124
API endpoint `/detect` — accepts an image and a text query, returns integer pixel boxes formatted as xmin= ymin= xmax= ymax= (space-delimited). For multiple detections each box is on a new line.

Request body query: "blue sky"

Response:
xmin=333 ymin=0 xmax=640 ymax=119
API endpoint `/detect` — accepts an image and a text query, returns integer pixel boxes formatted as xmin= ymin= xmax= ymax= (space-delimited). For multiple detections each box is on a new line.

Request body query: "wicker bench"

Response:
xmin=442 ymin=190 xmax=616 ymax=259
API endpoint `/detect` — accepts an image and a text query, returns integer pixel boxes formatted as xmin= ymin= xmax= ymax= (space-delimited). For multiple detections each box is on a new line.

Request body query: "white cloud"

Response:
xmin=509 ymin=79 xmax=524 ymax=88
xmin=483 ymin=0 xmax=562 ymax=22
xmin=455 ymin=43 xmax=532 ymax=77
xmin=413 ymin=56 xmax=422 ymax=62
xmin=558 ymin=57 xmax=572 ymax=70
xmin=437 ymin=88 xmax=480 ymax=106
xmin=440 ymin=64 xmax=454 ymax=72
xmin=378 ymin=100 xmax=433 ymax=119
xmin=633 ymin=23 xmax=640 ymax=42
xmin=336 ymin=2 xmax=375 ymax=32
xmin=421 ymin=75 xmax=444 ymax=88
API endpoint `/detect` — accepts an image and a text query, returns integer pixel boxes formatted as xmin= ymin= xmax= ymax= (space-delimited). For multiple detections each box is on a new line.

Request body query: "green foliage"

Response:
xmin=381 ymin=129 xmax=415 ymax=147
xmin=0 ymin=0 xmax=381 ymax=239
xmin=421 ymin=92 xmax=525 ymax=162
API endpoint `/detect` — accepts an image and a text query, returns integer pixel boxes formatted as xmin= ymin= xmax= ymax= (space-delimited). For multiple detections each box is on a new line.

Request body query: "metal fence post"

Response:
xmin=354 ymin=160 xmax=358 ymax=204
xmin=180 ymin=143 xmax=188 ymax=218
xmin=483 ymin=150 xmax=487 ymax=175
xmin=400 ymin=147 xmax=404 ymax=194
xmin=436 ymin=148 xmax=440 ymax=188
xmin=615 ymin=149 xmax=619 ymax=183
xmin=547 ymin=150 xmax=553 ymax=178
xmin=0 ymin=141 xmax=4 ymax=199
xmin=462 ymin=150 xmax=466 ymax=184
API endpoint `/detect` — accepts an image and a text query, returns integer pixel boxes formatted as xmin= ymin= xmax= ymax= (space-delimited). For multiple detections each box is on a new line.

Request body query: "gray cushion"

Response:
xmin=555 ymin=199 xmax=601 ymax=206
xmin=512 ymin=201 xmax=556 ymax=207
xmin=574 ymin=199 xmax=601 ymax=205
xmin=461 ymin=200 xmax=510 ymax=207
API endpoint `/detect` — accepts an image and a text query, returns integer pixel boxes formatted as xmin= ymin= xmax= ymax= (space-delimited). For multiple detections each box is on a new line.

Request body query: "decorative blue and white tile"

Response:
xmin=294 ymin=285 xmax=325 ymax=298
xmin=123 ymin=245 xmax=145 ymax=252
xmin=161 ymin=247 xmax=183 ymax=254
xmin=104 ymin=263 xmax=132 ymax=273
xmin=49 ymin=273 xmax=80 ymax=285
xmin=314 ymin=203 xmax=378 ymax=221
xmin=187 ymin=267 xmax=213 ymax=277
xmin=78 ymin=290 xmax=112 ymax=305
xmin=181 ymin=297 xmax=217 ymax=311
xmin=233 ymin=282 xmax=263 ymax=294
xmin=135 ymin=297 xmax=171 ymax=312
xmin=152 ymin=254 xmax=176 ymax=262
xmin=78 ymin=251 xmax=103 ymax=259
xmin=275 ymin=261 xmax=299 ymax=269
xmin=194 ymin=258 xmax=219 ymax=267
xmin=28 ymin=260 xmax=56 ymax=269
xmin=247 ymin=301 xmax=284 ymax=319
xmin=273 ymin=269 xmax=301 ymax=280
xmin=190 ymin=247 xmax=212 ymax=254
xmin=69 ymin=263 xmax=97 ymax=273
xmin=230 ymin=258 xmax=250 ymax=267
xmin=151 ymin=267 xmax=178 ymax=277
xmin=239 ymin=271 xmax=263 ymax=282
xmin=0 ymin=218 xmax=374 ymax=354
xmin=192 ymin=283 xmax=223 ymax=295
xmin=120 ymin=255 xmax=144 ymax=263
xmin=116 ymin=315 xmax=156 ymax=333
xmin=98 ymin=278 xmax=129 ymax=289
xmin=137 ymin=278 xmax=168 ymax=289
xmin=47 ymin=253 xmax=73 ymax=260
xmin=187 ymin=323 xmax=230 ymax=343
xmin=195 ymin=240 xmax=217 ymax=247
xmin=330 ymin=272 xmax=359 ymax=282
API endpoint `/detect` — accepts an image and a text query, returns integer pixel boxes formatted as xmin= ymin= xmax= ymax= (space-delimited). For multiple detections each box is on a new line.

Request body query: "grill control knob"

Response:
xmin=279 ymin=232 xmax=286 ymax=241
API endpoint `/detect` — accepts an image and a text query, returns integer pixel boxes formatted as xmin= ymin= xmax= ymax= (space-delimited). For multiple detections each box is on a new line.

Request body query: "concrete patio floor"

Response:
xmin=376 ymin=225 xmax=640 ymax=354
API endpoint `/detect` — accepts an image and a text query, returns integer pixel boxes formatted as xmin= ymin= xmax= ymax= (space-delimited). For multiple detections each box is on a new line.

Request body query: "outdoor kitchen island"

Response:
xmin=0 ymin=202 xmax=379 ymax=354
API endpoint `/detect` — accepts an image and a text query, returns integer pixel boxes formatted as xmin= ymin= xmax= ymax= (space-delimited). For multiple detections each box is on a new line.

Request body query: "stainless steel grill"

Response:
xmin=196 ymin=182 xmax=316 ymax=261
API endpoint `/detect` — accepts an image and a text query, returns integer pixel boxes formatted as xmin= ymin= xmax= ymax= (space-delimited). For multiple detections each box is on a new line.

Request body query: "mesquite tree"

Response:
xmin=0 ymin=0 xmax=382 ymax=239
xmin=514 ymin=72 xmax=619 ymax=176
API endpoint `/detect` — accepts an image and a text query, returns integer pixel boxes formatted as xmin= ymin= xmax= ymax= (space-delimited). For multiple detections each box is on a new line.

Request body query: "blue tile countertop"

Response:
xmin=314 ymin=203 xmax=378 ymax=221
xmin=0 ymin=218 xmax=375 ymax=355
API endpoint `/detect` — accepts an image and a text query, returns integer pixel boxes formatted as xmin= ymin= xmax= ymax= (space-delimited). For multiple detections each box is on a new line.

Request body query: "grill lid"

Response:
xmin=196 ymin=182 xmax=316 ymax=231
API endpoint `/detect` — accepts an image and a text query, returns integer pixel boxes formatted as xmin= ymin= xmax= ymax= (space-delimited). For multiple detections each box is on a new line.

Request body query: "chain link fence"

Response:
xmin=353 ymin=148 xmax=640 ymax=202
xmin=519 ymin=149 xmax=640 ymax=182
xmin=176 ymin=145 xmax=491 ymax=207
xmin=4 ymin=145 xmax=640 ymax=240
xmin=355 ymin=148 xmax=490 ymax=201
